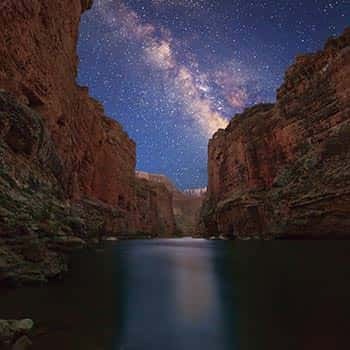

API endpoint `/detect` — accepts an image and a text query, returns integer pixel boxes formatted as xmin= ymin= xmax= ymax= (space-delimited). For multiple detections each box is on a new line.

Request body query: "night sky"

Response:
xmin=78 ymin=0 xmax=349 ymax=190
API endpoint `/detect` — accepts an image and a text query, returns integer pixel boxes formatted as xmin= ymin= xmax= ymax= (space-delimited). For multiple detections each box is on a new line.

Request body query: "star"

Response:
xmin=78 ymin=0 xmax=348 ymax=190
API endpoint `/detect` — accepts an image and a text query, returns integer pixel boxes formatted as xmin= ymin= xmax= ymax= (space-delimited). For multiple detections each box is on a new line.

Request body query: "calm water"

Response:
xmin=1 ymin=239 xmax=350 ymax=350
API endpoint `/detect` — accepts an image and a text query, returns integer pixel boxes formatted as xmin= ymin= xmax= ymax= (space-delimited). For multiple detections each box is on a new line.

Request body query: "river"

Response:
xmin=1 ymin=238 xmax=349 ymax=349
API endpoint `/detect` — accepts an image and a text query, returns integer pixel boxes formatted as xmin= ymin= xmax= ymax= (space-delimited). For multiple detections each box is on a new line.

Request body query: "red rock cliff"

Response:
xmin=135 ymin=172 xmax=206 ymax=235
xmin=202 ymin=28 xmax=350 ymax=238
xmin=173 ymin=190 xmax=205 ymax=236
xmin=135 ymin=172 xmax=177 ymax=236
xmin=0 ymin=0 xmax=136 ymax=212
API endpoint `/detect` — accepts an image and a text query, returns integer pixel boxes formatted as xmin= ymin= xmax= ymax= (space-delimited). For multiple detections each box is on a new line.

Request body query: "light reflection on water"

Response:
xmin=117 ymin=238 xmax=235 ymax=350
xmin=171 ymin=242 xmax=217 ymax=323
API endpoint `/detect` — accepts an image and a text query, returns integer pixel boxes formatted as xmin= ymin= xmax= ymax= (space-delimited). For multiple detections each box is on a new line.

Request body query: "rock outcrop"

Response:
xmin=201 ymin=28 xmax=350 ymax=239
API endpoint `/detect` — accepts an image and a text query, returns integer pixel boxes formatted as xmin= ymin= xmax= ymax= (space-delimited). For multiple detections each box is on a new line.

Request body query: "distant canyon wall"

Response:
xmin=135 ymin=173 xmax=177 ymax=236
xmin=173 ymin=190 xmax=205 ymax=236
xmin=201 ymin=28 xmax=350 ymax=238
xmin=136 ymin=172 xmax=205 ymax=235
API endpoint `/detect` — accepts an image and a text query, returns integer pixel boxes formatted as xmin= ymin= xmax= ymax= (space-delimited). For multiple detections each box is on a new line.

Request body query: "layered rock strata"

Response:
xmin=135 ymin=174 xmax=177 ymax=237
xmin=0 ymin=91 xmax=73 ymax=284
xmin=0 ymin=0 xmax=136 ymax=211
xmin=201 ymin=29 xmax=350 ymax=238
xmin=136 ymin=172 xmax=205 ymax=235
xmin=173 ymin=190 xmax=205 ymax=236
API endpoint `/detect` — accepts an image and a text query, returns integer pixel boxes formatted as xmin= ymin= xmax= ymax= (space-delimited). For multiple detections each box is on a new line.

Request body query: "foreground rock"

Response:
xmin=201 ymin=28 xmax=350 ymax=239
xmin=0 ymin=319 xmax=34 ymax=349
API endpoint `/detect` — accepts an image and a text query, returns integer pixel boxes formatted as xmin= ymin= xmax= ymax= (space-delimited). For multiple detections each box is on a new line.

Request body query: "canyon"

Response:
xmin=1 ymin=2 xmax=349 ymax=349
xmin=201 ymin=28 xmax=350 ymax=239
xmin=0 ymin=0 xmax=349 ymax=289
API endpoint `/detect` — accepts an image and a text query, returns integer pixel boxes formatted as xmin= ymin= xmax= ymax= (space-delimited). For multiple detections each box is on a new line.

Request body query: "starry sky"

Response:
xmin=78 ymin=0 xmax=349 ymax=190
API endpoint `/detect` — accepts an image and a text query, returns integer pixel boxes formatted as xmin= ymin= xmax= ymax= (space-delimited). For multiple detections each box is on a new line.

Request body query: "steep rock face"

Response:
xmin=135 ymin=173 xmax=177 ymax=236
xmin=0 ymin=91 xmax=72 ymax=284
xmin=0 ymin=0 xmax=136 ymax=213
xmin=0 ymin=91 xmax=139 ymax=284
xmin=202 ymin=29 xmax=350 ymax=238
xmin=173 ymin=190 xmax=205 ymax=236
xmin=136 ymin=172 xmax=205 ymax=235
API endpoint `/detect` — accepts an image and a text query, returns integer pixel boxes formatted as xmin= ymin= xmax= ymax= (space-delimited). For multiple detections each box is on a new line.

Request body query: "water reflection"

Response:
xmin=0 ymin=239 xmax=349 ymax=350
xmin=171 ymin=239 xmax=217 ymax=323
xmin=116 ymin=239 xmax=235 ymax=350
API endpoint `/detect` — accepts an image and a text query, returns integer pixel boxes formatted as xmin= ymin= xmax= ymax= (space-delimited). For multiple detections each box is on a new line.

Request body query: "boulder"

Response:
xmin=0 ymin=319 xmax=34 ymax=342
xmin=12 ymin=335 xmax=32 ymax=350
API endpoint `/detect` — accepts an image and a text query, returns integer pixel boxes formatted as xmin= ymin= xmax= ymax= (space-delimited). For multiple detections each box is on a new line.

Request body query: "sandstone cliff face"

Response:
xmin=202 ymin=29 xmax=350 ymax=238
xmin=173 ymin=190 xmax=205 ymax=236
xmin=0 ymin=0 xmax=178 ymax=238
xmin=0 ymin=91 xmax=141 ymax=284
xmin=135 ymin=172 xmax=205 ymax=236
xmin=135 ymin=174 xmax=177 ymax=237
xmin=0 ymin=0 xmax=136 ymax=213
xmin=0 ymin=91 xmax=72 ymax=284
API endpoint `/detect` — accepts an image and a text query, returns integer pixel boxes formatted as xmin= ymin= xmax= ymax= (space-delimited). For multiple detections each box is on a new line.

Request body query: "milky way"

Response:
xmin=78 ymin=0 xmax=349 ymax=189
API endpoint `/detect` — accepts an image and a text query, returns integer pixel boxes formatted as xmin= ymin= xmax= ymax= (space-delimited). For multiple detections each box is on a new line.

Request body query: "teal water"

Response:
xmin=1 ymin=239 xmax=349 ymax=349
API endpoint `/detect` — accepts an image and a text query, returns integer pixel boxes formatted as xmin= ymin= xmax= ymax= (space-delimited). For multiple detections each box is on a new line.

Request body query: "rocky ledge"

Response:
xmin=201 ymin=28 xmax=350 ymax=239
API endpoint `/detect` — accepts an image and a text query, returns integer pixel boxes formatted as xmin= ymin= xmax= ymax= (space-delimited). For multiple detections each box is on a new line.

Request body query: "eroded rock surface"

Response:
xmin=173 ymin=190 xmax=206 ymax=236
xmin=0 ymin=0 xmax=136 ymax=210
xmin=135 ymin=172 xmax=177 ymax=237
xmin=201 ymin=28 xmax=350 ymax=238
xmin=135 ymin=172 xmax=205 ymax=236
xmin=0 ymin=92 xmax=85 ymax=285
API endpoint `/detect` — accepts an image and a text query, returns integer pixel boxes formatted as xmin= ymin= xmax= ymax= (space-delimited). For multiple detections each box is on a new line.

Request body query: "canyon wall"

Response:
xmin=0 ymin=0 xmax=135 ymax=220
xmin=0 ymin=0 xmax=182 ymax=283
xmin=202 ymin=28 xmax=350 ymax=238
xmin=135 ymin=174 xmax=177 ymax=237
xmin=173 ymin=190 xmax=205 ymax=236
xmin=0 ymin=91 xmax=76 ymax=284
xmin=0 ymin=0 xmax=181 ymax=239
xmin=136 ymin=172 xmax=205 ymax=235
